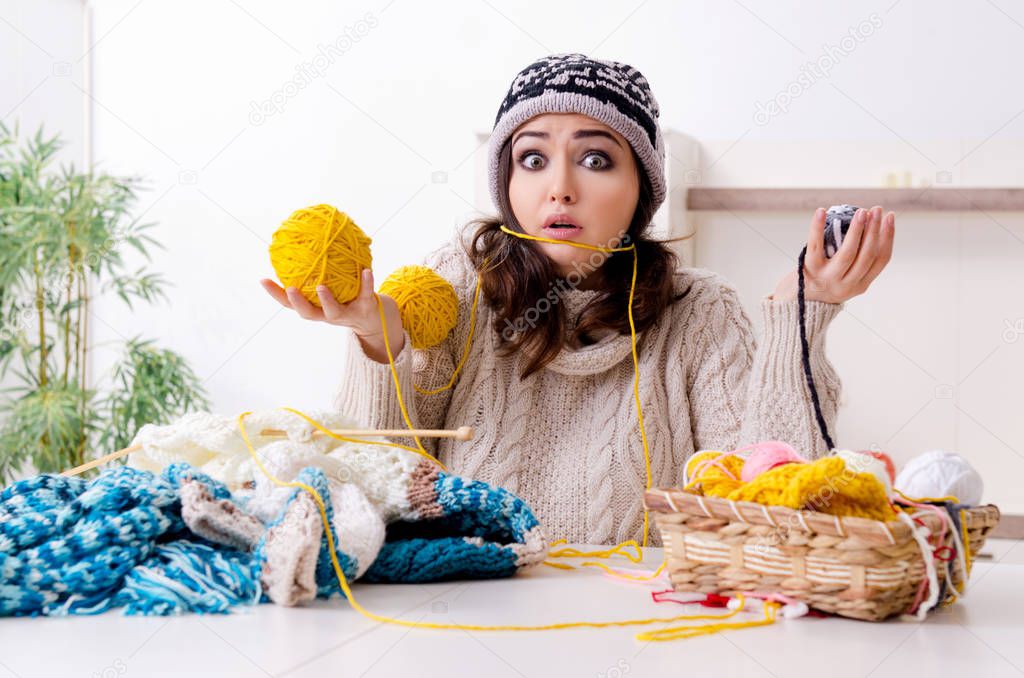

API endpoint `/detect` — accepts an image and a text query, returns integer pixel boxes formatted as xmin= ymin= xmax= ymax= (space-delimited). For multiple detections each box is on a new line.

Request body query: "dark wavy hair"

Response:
xmin=464 ymin=137 xmax=690 ymax=379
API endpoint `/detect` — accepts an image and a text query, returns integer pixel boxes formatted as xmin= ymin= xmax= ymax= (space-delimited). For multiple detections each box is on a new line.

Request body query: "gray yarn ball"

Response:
xmin=823 ymin=204 xmax=859 ymax=258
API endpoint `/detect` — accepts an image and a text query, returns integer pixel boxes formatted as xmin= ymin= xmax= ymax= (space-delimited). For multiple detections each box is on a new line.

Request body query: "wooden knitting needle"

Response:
xmin=61 ymin=425 xmax=475 ymax=477
xmin=257 ymin=425 xmax=475 ymax=440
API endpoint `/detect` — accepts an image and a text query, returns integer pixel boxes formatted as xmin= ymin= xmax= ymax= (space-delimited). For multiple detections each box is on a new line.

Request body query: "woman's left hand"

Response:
xmin=771 ymin=205 xmax=895 ymax=304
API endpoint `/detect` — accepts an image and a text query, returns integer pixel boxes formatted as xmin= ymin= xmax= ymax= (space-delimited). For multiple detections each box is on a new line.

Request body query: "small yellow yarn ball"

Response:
xmin=378 ymin=265 xmax=459 ymax=349
xmin=269 ymin=204 xmax=372 ymax=307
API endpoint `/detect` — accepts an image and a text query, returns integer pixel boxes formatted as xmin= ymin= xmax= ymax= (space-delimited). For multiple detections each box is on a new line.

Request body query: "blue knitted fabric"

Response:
xmin=0 ymin=463 xmax=255 ymax=617
xmin=363 ymin=473 xmax=540 ymax=583
xmin=248 ymin=466 xmax=359 ymax=599
xmin=1 ymin=461 xmax=547 ymax=616
xmin=251 ymin=466 xmax=544 ymax=593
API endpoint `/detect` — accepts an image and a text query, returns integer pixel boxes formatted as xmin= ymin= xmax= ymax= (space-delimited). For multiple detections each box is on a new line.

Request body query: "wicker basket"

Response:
xmin=644 ymin=487 xmax=1001 ymax=621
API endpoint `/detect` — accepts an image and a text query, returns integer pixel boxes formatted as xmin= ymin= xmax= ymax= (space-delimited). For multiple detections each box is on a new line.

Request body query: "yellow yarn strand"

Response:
xmin=371 ymin=272 xmax=653 ymax=564
xmin=577 ymin=560 xmax=669 ymax=581
xmin=237 ymin=410 xmax=778 ymax=640
xmin=374 ymin=225 xmax=655 ymax=547
xmin=540 ymin=542 xmax=669 ymax=580
xmin=259 ymin=409 xmax=644 ymax=570
xmin=895 ymin=489 xmax=961 ymax=505
xmin=955 ymin=507 xmax=972 ymax=600
xmin=498 ymin=225 xmax=634 ymax=254
xmin=636 ymin=601 xmax=780 ymax=642
xmin=960 ymin=508 xmax=972 ymax=576
xmin=266 ymin=209 xmax=668 ymax=565
xmin=548 ymin=539 xmax=644 ymax=564
xmin=494 ymin=226 xmax=654 ymax=547
xmin=374 ymin=294 xmax=448 ymax=472
xmin=413 ymin=267 xmax=486 ymax=397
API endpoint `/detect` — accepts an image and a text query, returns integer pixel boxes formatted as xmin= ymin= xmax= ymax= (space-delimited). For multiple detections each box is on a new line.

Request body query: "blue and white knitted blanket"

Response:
xmin=0 ymin=446 xmax=548 ymax=617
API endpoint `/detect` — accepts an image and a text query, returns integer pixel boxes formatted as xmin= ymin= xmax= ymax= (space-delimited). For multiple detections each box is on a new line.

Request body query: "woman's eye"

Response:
xmin=520 ymin=152 xmax=545 ymax=170
xmin=582 ymin=152 xmax=611 ymax=170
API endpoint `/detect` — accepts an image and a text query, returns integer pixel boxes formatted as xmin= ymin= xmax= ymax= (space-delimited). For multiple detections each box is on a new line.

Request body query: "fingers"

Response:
xmin=357 ymin=268 xmax=385 ymax=317
xmin=319 ymin=269 xmax=374 ymax=316
xmin=316 ymin=284 xmax=345 ymax=317
xmin=260 ymin=279 xmax=292 ymax=309
xmin=843 ymin=206 xmax=883 ymax=284
xmin=827 ymin=206 xmax=869 ymax=278
xmin=320 ymin=269 xmax=379 ymax=329
xmin=861 ymin=210 xmax=896 ymax=285
xmin=285 ymin=285 xmax=325 ymax=321
xmin=263 ymin=271 xmax=381 ymax=327
xmin=362 ymin=268 xmax=374 ymax=301
xmin=359 ymin=268 xmax=376 ymax=303
xmin=805 ymin=207 xmax=827 ymax=270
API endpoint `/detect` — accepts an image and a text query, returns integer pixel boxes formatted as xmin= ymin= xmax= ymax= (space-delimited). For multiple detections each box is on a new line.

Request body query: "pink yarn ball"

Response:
xmin=739 ymin=441 xmax=807 ymax=482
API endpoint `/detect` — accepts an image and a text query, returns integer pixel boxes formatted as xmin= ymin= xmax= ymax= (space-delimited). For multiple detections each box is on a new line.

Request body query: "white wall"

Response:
xmin=2 ymin=0 xmax=1023 ymax=512
xmin=0 ymin=0 xmax=85 ymax=477
xmin=0 ymin=0 xmax=84 ymax=163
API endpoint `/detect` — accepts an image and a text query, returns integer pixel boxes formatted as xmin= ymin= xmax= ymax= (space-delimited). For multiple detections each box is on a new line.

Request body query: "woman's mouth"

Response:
xmin=541 ymin=222 xmax=584 ymax=240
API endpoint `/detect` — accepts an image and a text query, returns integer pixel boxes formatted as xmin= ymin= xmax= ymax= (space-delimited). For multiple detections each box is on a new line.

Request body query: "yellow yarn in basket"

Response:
xmin=687 ymin=452 xmax=897 ymax=522
xmin=269 ymin=204 xmax=372 ymax=307
xmin=729 ymin=457 xmax=897 ymax=522
xmin=684 ymin=451 xmax=745 ymax=496
xmin=379 ymin=265 xmax=459 ymax=349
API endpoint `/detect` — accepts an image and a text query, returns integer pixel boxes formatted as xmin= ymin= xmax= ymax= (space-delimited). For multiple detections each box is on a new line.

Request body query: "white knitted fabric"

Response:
xmin=129 ymin=409 xmax=376 ymax=488
xmin=334 ymin=229 xmax=846 ymax=547
xmin=241 ymin=445 xmax=387 ymax=579
xmin=126 ymin=408 xmax=440 ymax=578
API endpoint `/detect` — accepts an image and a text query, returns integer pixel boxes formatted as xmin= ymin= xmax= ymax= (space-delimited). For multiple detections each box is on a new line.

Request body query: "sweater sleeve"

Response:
xmin=331 ymin=236 xmax=474 ymax=455
xmin=686 ymin=274 xmax=844 ymax=459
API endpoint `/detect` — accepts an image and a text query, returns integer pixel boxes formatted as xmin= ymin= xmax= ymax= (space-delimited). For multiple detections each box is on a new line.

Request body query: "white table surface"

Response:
xmin=1 ymin=539 xmax=1021 ymax=678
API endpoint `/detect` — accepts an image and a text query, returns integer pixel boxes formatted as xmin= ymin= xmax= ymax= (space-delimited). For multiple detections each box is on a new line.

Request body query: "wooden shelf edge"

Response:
xmin=989 ymin=513 xmax=1024 ymax=540
xmin=686 ymin=188 xmax=1024 ymax=212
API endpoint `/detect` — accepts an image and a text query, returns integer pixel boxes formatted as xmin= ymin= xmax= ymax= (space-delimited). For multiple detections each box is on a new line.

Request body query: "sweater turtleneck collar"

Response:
xmin=542 ymin=286 xmax=637 ymax=376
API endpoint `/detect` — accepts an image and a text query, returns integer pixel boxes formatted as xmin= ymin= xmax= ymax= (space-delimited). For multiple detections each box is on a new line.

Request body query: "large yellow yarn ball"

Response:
xmin=379 ymin=265 xmax=458 ymax=349
xmin=269 ymin=204 xmax=372 ymax=307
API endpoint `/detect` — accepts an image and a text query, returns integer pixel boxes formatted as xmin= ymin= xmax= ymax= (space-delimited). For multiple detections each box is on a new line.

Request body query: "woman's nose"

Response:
xmin=548 ymin=162 xmax=576 ymax=204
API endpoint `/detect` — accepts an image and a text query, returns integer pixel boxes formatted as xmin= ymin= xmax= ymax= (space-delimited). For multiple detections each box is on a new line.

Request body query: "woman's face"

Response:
xmin=507 ymin=113 xmax=639 ymax=289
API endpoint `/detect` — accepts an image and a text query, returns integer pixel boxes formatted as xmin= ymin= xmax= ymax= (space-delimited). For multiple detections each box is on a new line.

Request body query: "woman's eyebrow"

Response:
xmin=511 ymin=129 xmax=623 ymax=149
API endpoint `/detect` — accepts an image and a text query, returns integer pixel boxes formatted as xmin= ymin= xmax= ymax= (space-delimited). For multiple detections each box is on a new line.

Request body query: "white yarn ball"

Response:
xmin=833 ymin=449 xmax=893 ymax=496
xmin=894 ymin=450 xmax=984 ymax=505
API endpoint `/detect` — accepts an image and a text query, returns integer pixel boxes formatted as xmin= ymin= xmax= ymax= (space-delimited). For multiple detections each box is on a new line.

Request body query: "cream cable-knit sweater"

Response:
xmin=334 ymin=230 xmax=844 ymax=546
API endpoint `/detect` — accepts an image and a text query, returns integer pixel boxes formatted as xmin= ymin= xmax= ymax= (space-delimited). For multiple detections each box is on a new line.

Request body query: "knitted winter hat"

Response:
xmin=487 ymin=52 xmax=667 ymax=214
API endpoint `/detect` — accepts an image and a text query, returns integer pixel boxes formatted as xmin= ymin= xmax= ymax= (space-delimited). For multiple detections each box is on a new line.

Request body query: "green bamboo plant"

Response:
xmin=0 ymin=122 xmax=210 ymax=483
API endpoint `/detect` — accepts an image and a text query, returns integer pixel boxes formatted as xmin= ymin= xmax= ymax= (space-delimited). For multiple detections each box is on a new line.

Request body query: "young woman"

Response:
xmin=261 ymin=53 xmax=895 ymax=546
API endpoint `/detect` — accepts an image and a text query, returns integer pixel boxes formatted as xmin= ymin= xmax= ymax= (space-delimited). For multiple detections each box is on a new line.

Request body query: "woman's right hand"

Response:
xmin=260 ymin=268 xmax=405 ymax=362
